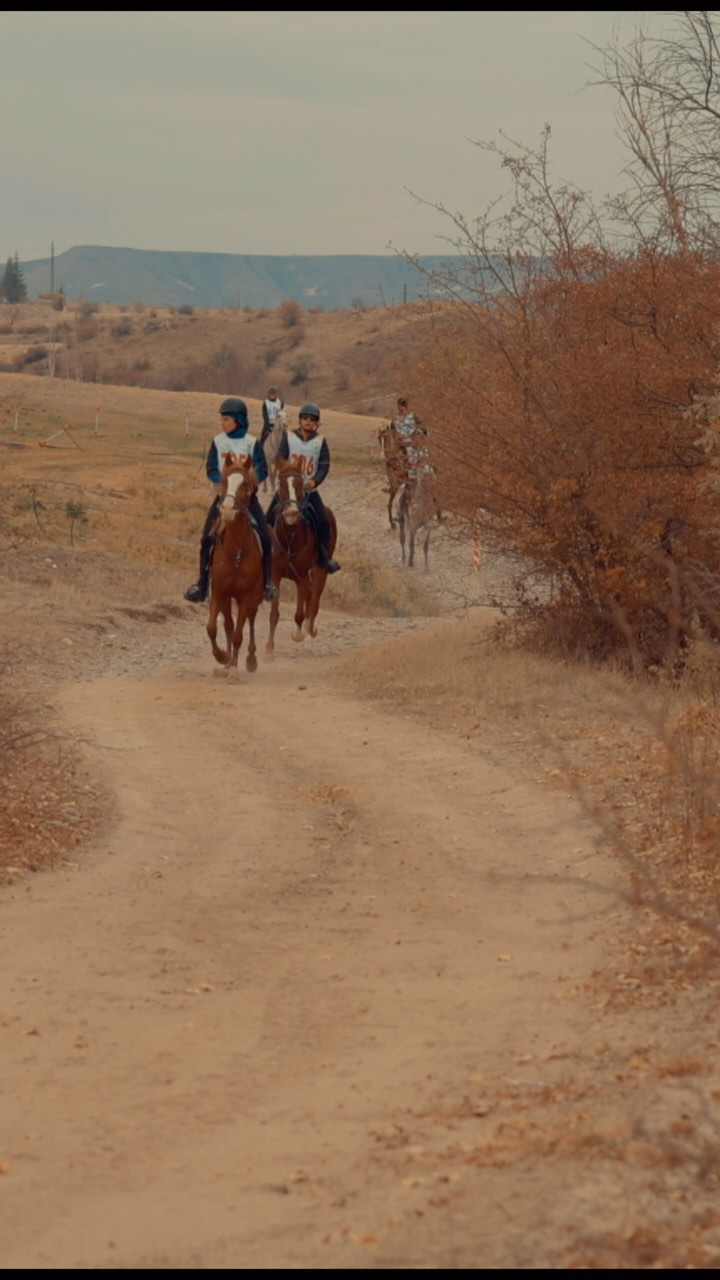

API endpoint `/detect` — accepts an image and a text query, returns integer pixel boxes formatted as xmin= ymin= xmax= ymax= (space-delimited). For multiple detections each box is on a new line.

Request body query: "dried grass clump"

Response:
xmin=0 ymin=647 xmax=109 ymax=878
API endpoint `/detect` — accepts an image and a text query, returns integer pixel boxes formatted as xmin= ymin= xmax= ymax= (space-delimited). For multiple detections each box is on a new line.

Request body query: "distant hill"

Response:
xmin=18 ymin=245 xmax=470 ymax=311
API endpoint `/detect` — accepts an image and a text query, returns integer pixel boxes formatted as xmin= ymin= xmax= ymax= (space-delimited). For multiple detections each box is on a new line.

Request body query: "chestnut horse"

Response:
xmin=266 ymin=465 xmax=337 ymax=654
xmin=207 ymin=456 xmax=264 ymax=671
xmin=377 ymin=421 xmax=409 ymax=529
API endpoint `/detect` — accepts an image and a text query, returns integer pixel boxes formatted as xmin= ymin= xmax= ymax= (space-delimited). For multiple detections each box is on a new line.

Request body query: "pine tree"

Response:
xmin=1 ymin=253 xmax=27 ymax=303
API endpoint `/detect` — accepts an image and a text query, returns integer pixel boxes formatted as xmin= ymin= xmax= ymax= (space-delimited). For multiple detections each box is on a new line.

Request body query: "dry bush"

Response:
xmin=403 ymin=130 xmax=720 ymax=669
xmin=278 ymin=298 xmax=302 ymax=328
xmin=0 ymin=646 xmax=107 ymax=876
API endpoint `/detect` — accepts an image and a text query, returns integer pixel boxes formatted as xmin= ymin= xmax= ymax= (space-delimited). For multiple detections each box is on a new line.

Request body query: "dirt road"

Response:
xmin=1 ymin=569 xmax=634 ymax=1272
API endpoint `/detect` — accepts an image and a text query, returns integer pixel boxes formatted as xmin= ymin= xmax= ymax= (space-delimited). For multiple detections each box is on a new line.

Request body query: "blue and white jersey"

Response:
xmin=213 ymin=430 xmax=257 ymax=471
xmin=286 ymin=430 xmax=325 ymax=480
xmin=395 ymin=412 xmax=418 ymax=438
xmin=406 ymin=441 xmax=433 ymax=479
xmin=264 ymin=398 xmax=283 ymax=425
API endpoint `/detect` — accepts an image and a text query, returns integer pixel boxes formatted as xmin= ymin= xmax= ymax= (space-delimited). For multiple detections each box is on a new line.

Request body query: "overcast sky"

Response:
xmin=3 ymin=10 xmax=661 ymax=264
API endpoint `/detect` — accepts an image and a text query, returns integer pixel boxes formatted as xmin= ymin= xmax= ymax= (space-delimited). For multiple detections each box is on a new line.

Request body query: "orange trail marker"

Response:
xmin=472 ymin=528 xmax=481 ymax=572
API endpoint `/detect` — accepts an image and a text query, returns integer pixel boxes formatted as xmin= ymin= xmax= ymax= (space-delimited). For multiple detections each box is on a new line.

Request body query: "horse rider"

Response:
xmin=393 ymin=395 xmax=426 ymax=443
xmin=184 ymin=396 xmax=279 ymax=604
xmin=266 ymin=401 xmax=341 ymax=574
xmin=260 ymin=385 xmax=284 ymax=447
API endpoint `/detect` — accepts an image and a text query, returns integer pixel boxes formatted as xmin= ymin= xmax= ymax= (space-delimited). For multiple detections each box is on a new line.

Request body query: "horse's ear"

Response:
xmin=224 ymin=451 xmax=237 ymax=472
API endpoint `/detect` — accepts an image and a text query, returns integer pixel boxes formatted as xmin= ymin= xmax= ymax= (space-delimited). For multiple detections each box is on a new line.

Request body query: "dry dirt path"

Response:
xmin=1 ymin=473 xmax=640 ymax=1269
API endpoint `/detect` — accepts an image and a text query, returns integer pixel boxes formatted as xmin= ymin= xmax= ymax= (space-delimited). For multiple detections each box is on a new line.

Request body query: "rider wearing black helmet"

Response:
xmin=266 ymin=402 xmax=340 ymax=574
xmin=184 ymin=397 xmax=279 ymax=604
xmin=260 ymin=385 xmax=284 ymax=446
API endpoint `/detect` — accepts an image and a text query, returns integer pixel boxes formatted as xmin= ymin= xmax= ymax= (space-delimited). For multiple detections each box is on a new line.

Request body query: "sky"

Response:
xmin=2 ymin=10 xmax=662 ymax=265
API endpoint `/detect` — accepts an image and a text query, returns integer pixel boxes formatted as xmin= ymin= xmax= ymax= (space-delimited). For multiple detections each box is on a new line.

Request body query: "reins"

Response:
xmin=273 ymin=491 xmax=315 ymax=580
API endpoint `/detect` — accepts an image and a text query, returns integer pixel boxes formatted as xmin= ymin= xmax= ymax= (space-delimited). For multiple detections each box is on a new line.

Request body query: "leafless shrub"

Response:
xmin=278 ymin=298 xmax=302 ymax=328
xmin=16 ymin=346 xmax=48 ymax=367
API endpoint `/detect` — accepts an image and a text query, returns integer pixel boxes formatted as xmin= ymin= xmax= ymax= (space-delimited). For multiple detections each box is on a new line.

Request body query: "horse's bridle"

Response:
xmin=274 ymin=493 xmax=313 ymax=579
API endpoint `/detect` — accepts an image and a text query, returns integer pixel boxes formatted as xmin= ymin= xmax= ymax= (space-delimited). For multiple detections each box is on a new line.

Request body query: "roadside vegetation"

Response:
xmin=388 ymin=12 xmax=720 ymax=948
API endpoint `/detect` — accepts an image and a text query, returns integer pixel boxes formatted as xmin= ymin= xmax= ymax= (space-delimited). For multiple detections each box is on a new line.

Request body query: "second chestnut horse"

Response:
xmin=266 ymin=466 xmax=337 ymax=653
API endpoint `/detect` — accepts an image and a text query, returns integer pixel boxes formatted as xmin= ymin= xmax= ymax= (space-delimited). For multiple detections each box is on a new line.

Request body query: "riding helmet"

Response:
xmin=299 ymin=402 xmax=320 ymax=421
xmin=219 ymin=396 xmax=245 ymax=417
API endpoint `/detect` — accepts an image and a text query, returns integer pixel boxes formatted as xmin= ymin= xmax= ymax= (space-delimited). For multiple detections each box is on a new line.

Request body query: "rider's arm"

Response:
xmin=206 ymin=440 xmax=222 ymax=485
xmin=251 ymin=439 xmax=268 ymax=484
xmin=313 ymin=438 xmax=331 ymax=487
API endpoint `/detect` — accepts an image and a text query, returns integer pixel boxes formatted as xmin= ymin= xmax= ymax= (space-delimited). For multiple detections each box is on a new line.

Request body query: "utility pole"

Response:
xmin=50 ymin=241 xmax=55 ymax=293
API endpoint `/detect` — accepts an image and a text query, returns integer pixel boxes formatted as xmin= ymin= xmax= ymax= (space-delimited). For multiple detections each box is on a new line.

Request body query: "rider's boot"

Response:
xmin=184 ymin=564 xmax=210 ymax=603
xmin=317 ymin=540 xmax=341 ymax=574
xmin=184 ymin=535 xmax=213 ymax=603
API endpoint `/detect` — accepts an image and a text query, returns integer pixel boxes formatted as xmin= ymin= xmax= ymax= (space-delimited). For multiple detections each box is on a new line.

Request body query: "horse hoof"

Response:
xmin=292 ymin=629 xmax=304 ymax=643
xmin=246 ymin=658 xmax=258 ymax=673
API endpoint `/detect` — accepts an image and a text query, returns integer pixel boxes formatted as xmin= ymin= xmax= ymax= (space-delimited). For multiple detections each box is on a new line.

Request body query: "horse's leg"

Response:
xmin=304 ymin=569 xmax=326 ymax=637
xmin=408 ymin=524 xmax=416 ymax=569
xmin=230 ymin=599 xmax=247 ymax=669
xmin=245 ymin=608 xmax=258 ymax=673
xmin=292 ymin=581 xmax=307 ymax=642
xmin=266 ymin=582 xmax=280 ymax=654
xmin=399 ymin=507 xmax=407 ymax=564
xmin=422 ymin=527 xmax=431 ymax=570
xmin=207 ymin=594 xmax=228 ymax=665
xmin=221 ymin=599 xmax=235 ymax=667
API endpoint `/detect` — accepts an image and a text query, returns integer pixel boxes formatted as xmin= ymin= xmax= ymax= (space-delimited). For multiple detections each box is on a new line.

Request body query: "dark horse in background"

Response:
xmin=206 ymin=455 xmax=265 ymax=672
xmin=266 ymin=462 xmax=337 ymax=654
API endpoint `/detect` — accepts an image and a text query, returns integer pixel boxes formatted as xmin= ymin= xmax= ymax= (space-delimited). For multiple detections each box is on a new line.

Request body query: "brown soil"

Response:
xmin=1 ymin=415 xmax=720 ymax=1269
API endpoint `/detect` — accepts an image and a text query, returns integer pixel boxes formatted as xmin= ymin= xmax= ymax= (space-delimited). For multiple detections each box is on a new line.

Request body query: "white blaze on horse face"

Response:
xmin=219 ymin=470 xmax=246 ymax=522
